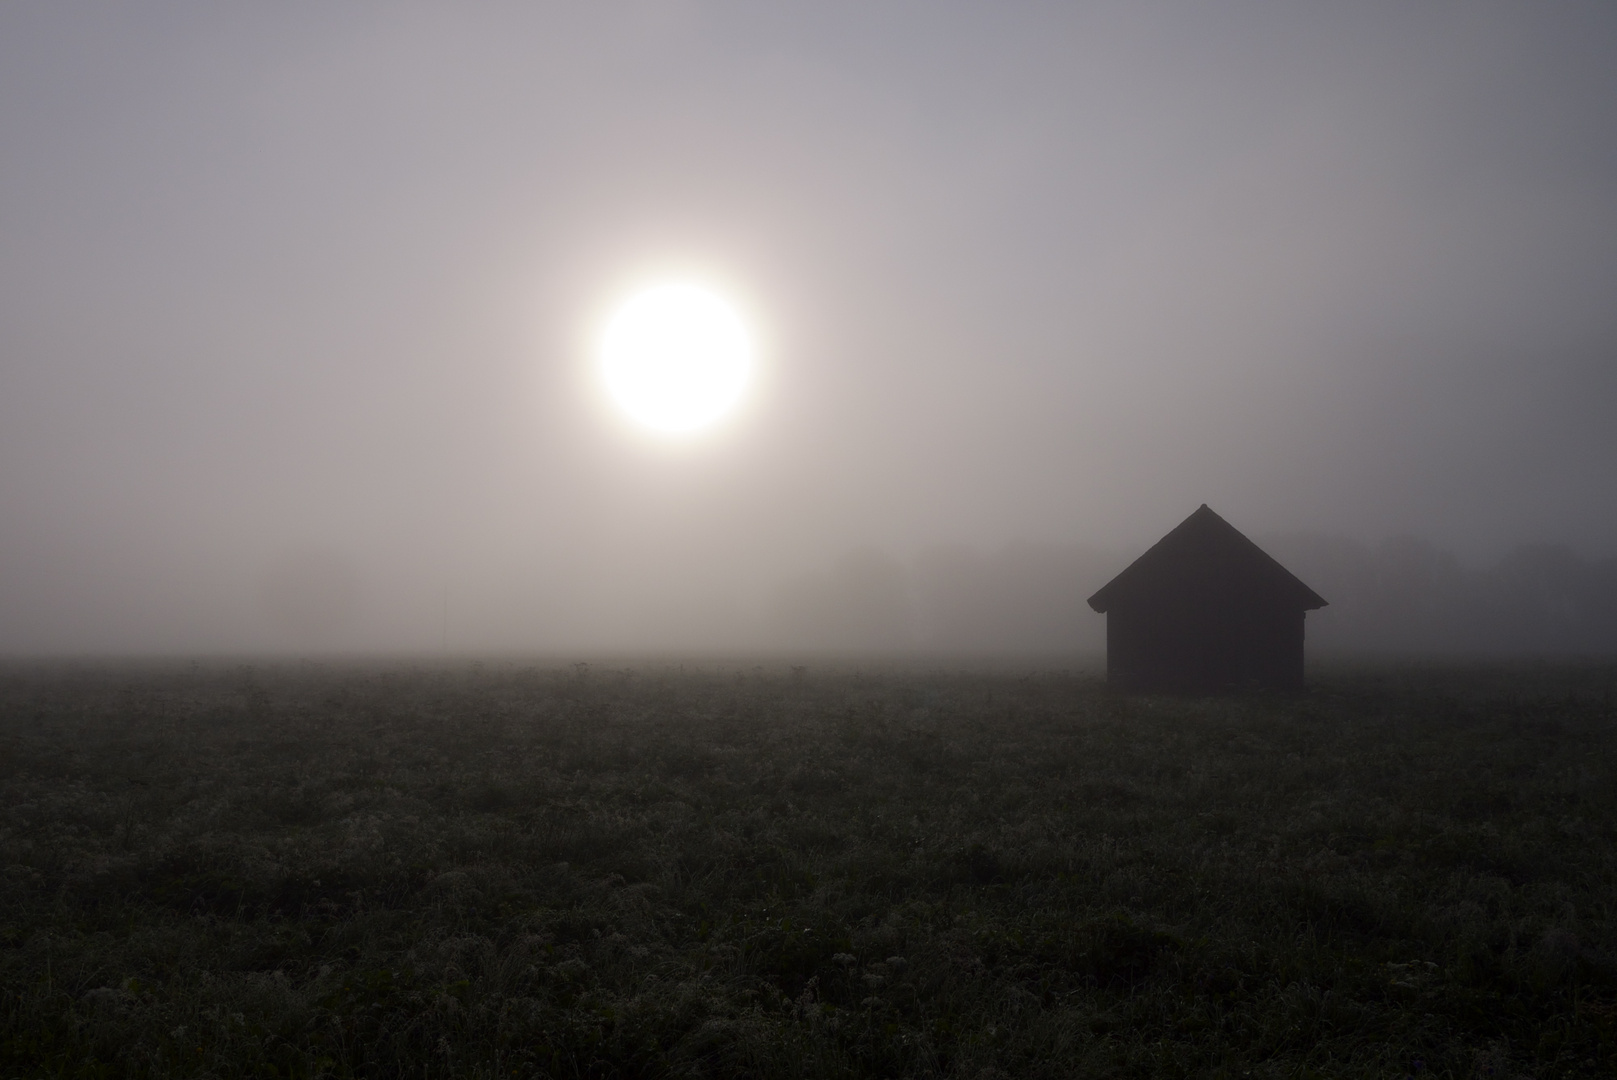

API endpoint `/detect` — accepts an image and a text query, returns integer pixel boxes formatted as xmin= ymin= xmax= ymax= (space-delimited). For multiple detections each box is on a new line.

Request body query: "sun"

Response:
xmin=597 ymin=282 xmax=753 ymax=434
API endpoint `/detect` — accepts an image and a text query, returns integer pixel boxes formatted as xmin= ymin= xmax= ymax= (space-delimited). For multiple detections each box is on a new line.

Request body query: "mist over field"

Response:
xmin=2 ymin=2 xmax=1616 ymax=655
xmin=11 ymin=13 xmax=1617 ymax=1079
xmin=770 ymin=537 xmax=1617 ymax=656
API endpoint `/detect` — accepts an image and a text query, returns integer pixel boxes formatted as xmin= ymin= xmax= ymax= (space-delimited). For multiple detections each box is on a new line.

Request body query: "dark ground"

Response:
xmin=1 ymin=658 xmax=1615 ymax=1078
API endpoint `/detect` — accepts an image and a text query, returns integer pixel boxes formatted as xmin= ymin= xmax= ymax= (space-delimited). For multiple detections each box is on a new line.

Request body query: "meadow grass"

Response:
xmin=1 ymin=658 xmax=1615 ymax=1078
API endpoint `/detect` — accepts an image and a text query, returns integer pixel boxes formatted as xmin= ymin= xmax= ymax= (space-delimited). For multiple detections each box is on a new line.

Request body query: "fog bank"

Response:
xmin=2 ymin=4 xmax=1615 ymax=655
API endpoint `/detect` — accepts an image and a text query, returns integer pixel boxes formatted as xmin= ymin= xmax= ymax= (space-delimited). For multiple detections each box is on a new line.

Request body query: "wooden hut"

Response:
xmin=1087 ymin=505 xmax=1327 ymax=691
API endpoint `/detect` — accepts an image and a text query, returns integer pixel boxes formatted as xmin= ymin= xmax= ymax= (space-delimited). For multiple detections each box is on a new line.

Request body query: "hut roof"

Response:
xmin=1087 ymin=505 xmax=1328 ymax=614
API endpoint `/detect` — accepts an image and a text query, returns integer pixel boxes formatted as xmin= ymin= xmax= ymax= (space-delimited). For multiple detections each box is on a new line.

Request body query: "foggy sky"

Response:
xmin=2 ymin=2 xmax=1615 ymax=653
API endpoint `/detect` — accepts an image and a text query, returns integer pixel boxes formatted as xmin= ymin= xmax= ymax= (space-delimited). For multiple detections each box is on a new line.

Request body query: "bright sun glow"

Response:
xmin=598 ymin=282 xmax=753 ymax=434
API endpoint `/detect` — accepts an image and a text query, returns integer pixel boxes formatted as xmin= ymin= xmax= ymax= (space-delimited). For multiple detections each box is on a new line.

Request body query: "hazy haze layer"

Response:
xmin=1 ymin=2 xmax=1614 ymax=653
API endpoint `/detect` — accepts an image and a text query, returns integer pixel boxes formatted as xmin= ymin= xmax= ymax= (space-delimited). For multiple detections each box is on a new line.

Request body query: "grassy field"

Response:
xmin=1 ymin=658 xmax=1615 ymax=1079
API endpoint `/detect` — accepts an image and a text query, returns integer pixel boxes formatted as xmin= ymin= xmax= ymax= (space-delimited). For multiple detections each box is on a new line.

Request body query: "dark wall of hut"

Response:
xmin=1105 ymin=594 xmax=1306 ymax=692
